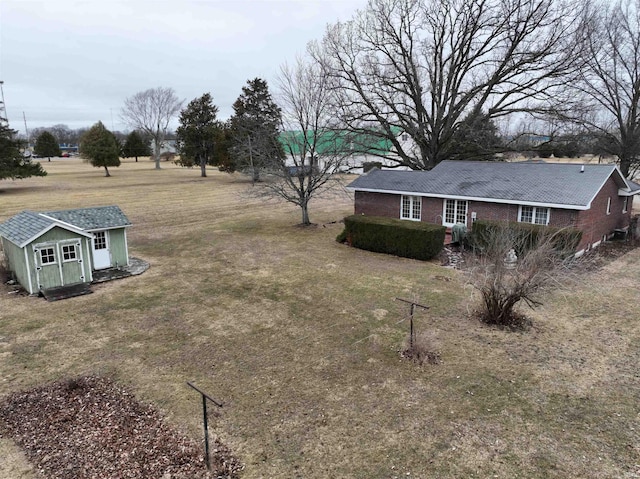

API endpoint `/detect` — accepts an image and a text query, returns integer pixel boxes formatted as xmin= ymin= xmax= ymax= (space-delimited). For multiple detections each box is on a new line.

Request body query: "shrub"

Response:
xmin=466 ymin=221 xmax=582 ymax=330
xmin=363 ymin=162 xmax=383 ymax=173
xmin=342 ymin=215 xmax=445 ymax=261
xmin=468 ymin=220 xmax=582 ymax=257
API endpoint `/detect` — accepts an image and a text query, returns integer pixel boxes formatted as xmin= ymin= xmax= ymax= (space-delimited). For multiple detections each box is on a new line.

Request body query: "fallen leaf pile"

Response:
xmin=0 ymin=376 xmax=243 ymax=478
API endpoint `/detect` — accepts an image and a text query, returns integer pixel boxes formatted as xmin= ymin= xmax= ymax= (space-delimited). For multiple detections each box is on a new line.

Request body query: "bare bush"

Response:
xmin=465 ymin=224 xmax=579 ymax=329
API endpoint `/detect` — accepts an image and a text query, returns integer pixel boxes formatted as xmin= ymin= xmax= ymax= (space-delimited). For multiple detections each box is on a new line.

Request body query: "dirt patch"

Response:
xmin=0 ymin=376 xmax=242 ymax=479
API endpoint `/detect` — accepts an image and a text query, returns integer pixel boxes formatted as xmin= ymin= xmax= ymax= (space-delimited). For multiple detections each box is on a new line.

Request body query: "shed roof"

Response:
xmin=43 ymin=206 xmax=130 ymax=231
xmin=347 ymin=161 xmax=637 ymax=209
xmin=0 ymin=205 xmax=130 ymax=248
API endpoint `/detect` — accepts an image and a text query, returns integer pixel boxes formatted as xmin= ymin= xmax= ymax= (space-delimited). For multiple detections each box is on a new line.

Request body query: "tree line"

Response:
xmin=3 ymin=0 xmax=639 ymax=224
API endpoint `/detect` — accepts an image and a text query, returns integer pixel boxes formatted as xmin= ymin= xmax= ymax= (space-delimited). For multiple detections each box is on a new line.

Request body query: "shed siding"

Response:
xmin=1 ymin=237 xmax=35 ymax=293
xmin=108 ymin=228 xmax=129 ymax=267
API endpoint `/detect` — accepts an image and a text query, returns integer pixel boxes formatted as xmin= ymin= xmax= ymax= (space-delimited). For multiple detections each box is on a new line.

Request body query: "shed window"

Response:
xmin=94 ymin=231 xmax=107 ymax=249
xmin=519 ymin=206 xmax=549 ymax=225
xmin=444 ymin=199 xmax=467 ymax=226
xmin=40 ymin=247 xmax=56 ymax=264
xmin=623 ymin=197 xmax=628 ymax=213
xmin=606 ymin=197 xmax=611 ymax=215
xmin=401 ymin=195 xmax=421 ymax=220
xmin=62 ymin=244 xmax=77 ymax=261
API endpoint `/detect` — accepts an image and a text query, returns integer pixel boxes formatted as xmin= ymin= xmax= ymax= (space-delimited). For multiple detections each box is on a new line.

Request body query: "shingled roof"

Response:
xmin=43 ymin=206 xmax=131 ymax=231
xmin=0 ymin=206 xmax=130 ymax=247
xmin=347 ymin=161 xmax=638 ymax=209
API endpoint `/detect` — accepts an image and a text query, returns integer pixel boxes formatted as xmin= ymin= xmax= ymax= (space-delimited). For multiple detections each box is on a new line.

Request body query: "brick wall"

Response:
xmin=354 ymin=191 xmax=400 ymax=217
xmin=575 ymin=176 xmax=633 ymax=249
xmin=354 ymin=178 xmax=634 ymax=252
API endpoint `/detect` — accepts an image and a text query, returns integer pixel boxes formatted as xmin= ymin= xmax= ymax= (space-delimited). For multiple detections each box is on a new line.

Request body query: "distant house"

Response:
xmin=347 ymin=161 xmax=640 ymax=255
xmin=0 ymin=206 xmax=131 ymax=295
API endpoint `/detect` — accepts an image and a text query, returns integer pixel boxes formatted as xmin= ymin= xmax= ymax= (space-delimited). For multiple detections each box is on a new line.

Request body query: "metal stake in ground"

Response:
xmin=187 ymin=382 xmax=223 ymax=471
xmin=395 ymin=298 xmax=429 ymax=349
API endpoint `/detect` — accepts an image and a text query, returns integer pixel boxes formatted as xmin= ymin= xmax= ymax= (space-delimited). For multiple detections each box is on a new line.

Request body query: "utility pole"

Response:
xmin=23 ymin=112 xmax=31 ymax=149
xmin=0 ymin=80 xmax=8 ymax=127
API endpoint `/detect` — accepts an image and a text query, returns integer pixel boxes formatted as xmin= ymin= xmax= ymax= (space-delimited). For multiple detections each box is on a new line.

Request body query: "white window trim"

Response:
xmin=401 ymin=195 xmax=421 ymax=221
xmin=442 ymin=199 xmax=468 ymax=227
xmin=40 ymin=247 xmax=57 ymax=265
xmin=623 ymin=197 xmax=628 ymax=213
xmin=518 ymin=205 xmax=550 ymax=225
xmin=61 ymin=243 xmax=78 ymax=263
xmin=93 ymin=231 xmax=108 ymax=250
xmin=606 ymin=197 xmax=611 ymax=215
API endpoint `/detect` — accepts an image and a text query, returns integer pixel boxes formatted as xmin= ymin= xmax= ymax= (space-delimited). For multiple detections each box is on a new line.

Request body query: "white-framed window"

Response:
xmin=62 ymin=244 xmax=77 ymax=262
xmin=401 ymin=195 xmax=421 ymax=221
xmin=40 ymin=247 xmax=56 ymax=265
xmin=606 ymin=197 xmax=611 ymax=215
xmin=443 ymin=199 xmax=468 ymax=226
xmin=623 ymin=197 xmax=628 ymax=213
xmin=94 ymin=231 xmax=107 ymax=249
xmin=518 ymin=206 xmax=550 ymax=225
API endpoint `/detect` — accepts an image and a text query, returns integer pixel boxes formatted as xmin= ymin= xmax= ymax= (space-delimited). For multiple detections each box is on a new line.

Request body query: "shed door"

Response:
xmin=59 ymin=240 xmax=86 ymax=286
xmin=33 ymin=243 xmax=63 ymax=290
xmin=92 ymin=230 xmax=111 ymax=270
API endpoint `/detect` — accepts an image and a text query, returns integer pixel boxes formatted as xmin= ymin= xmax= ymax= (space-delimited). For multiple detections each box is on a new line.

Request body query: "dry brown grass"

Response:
xmin=1 ymin=158 xmax=639 ymax=478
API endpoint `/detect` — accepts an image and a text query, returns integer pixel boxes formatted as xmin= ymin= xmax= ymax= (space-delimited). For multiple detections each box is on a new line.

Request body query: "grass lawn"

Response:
xmin=1 ymin=158 xmax=639 ymax=478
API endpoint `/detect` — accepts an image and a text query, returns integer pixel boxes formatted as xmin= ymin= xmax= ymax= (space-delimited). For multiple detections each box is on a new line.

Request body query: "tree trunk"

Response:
xmin=619 ymin=153 xmax=631 ymax=178
xmin=48 ymin=157 xmax=51 ymax=162
xmin=154 ymin=139 xmax=161 ymax=170
xmin=301 ymin=201 xmax=310 ymax=226
xmin=200 ymin=156 xmax=207 ymax=177
xmin=104 ymin=166 xmax=111 ymax=177
xmin=135 ymin=155 xmax=138 ymax=162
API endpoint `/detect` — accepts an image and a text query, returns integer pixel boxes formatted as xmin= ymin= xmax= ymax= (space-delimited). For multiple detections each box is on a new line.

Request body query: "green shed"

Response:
xmin=0 ymin=206 xmax=131 ymax=295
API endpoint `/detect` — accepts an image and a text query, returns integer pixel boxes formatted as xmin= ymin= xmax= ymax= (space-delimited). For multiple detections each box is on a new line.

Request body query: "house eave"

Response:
xmin=12 ymin=221 xmax=94 ymax=249
xmin=618 ymin=188 xmax=640 ymax=197
xmin=84 ymin=225 xmax=132 ymax=232
xmin=348 ymin=187 xmax=589 ymax=210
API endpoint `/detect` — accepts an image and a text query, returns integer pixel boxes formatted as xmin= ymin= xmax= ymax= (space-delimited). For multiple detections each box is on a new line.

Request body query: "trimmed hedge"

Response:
xmin=340 ymin=215 xmax=445 ymax=261
xmin=469 ymin=220 xmax=582 ymax=256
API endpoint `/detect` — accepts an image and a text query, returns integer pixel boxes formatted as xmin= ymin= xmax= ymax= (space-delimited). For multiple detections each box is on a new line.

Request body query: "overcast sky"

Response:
xmin=0 ymin=0 xmax=366 ymax=135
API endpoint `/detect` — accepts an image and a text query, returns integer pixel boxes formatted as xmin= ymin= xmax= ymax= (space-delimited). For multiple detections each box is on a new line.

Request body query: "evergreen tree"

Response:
xmin=229 ymin=78 xmax=284 ymax=183
xmin=448 ymin=109 xmax=504 ymax=161
xmin=79 ymin=122 xmax=121 ymax=177
xmin=175 ymin=93 xmax=219 ymax=177
xmin=122 ymin=130 xmax=151 ymax=162
xmin=34 ymin=131 xmax=61 ymax=162
xmin=0 ymin=124 xmax=47 ymax=180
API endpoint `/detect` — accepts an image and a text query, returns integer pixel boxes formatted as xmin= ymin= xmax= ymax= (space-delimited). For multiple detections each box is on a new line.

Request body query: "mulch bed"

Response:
xmin=0 ymin=376 xmax=243 ymax=479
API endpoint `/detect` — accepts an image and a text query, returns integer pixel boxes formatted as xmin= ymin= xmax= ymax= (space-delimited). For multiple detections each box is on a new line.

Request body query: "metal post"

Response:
xmin=202 ymin=395 xmax=210 ymax=471
xmin=395 ymin=298 xmax=429 ymax=349
xmin=187 ymin=382 xmax=223 ymax=471
xmin=410 ymin=303 xmax=415 ymax=348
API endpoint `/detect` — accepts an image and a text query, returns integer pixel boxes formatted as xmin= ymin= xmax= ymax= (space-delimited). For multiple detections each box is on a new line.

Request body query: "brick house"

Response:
xmin=347 ymin=161 xmax=640 ymax=255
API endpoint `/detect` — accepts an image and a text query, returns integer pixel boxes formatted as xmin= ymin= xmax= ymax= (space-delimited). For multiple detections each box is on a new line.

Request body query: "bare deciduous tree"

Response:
xmin=315 ymin=0 xmax=585 ymax=170
xmin=561 ymin=0 xmax=640 ymax=178
xmin=256 ymin=57 xmax=351 ymax=226
xmin=121 ymin=87 xmax=183 ymax=170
